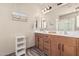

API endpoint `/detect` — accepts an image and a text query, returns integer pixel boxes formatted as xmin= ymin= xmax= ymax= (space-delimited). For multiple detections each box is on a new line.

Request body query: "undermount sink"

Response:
xmin=66 ymin=31 xmax=79 ymax=36
xmin=56 ymin=31 xmax=79 ymax=36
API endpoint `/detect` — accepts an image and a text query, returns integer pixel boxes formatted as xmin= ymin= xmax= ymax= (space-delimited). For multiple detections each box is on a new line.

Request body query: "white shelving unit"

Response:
xmin=16 ymin=36 xmax=26 ymax=56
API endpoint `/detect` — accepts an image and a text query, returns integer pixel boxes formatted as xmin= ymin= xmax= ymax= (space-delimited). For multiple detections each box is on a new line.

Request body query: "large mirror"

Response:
xmin=34 ymin=16 xmax=47 ymax=31
xmin=76 ymin=11 xmax=79 ymax=30
xmin=58 ymin=12 xmax=76 ymax=31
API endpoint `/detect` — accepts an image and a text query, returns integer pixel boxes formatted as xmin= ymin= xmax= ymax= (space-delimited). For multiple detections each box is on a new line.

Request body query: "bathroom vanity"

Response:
xmin=35 ymin=32 xmax=79 ymax=56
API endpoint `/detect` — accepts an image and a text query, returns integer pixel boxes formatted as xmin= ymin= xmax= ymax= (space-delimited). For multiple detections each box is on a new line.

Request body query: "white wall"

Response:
xmin=0 ymin=3 xmax=40 ymax=56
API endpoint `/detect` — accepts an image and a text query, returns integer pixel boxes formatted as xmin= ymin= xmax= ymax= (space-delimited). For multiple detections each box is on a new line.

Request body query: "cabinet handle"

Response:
xmin=58 ymin=43 xmax=61 ymax=50
xmin=62 ymin=44 xmax=64 ymax=52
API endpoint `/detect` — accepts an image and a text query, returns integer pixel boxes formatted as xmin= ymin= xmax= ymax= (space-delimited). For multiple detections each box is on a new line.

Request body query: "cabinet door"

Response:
xmin=77 ymin=39 xmax=79 ymax=56
xmin=51 ymin=41 xmax=61 ymax=56
xmin=61 ymin=44 xmax=76 ymax=56
xmin=77 ymin=46 xmax=79 ymax=56
xmin=61 ymin=37 xmax=76 ymax=56
xmin=51 ymin=35 xmax=61 ymax=56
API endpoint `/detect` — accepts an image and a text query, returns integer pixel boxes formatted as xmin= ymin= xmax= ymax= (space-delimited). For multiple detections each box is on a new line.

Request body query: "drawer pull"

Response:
xmin=58 ymin=43 xmax=61 ymax=50
xmin=62 ymin=44 xmax=64 ymax=52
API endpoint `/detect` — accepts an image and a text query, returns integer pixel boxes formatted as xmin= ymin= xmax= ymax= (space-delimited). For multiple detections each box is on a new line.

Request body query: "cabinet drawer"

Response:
xmin=44 ymin=42 xmax=50 ymax=47
xmin=35 ymin=41 xmax=39 ymax=48
xmin=39 ymin=36 xmax=43 ymax=40
xmin=35 ymin=43 xmax=39 ymax=48
xmin=44 ymin=36 xmax=50 ymax=44
xmin=44 ymin=43 xmax=50 ymax=51
xmin=35 ymin=33 xmax=38 ymax=36
xmin=44 ymin=40 xmax=50 ymax=44
xmin=44 ymin=34 xmax=49 ymax=37
xmin=44 ymin=46 xmax=50 ymax=55
xmin=39 ymin=33 xmax=44 ymax=38
xmin=39 ymin=44 xmax=43 ymax=51
xmin=39 ymin=38 xmax=43 ymax=47
xmin=39 ymin=42 xmax=43 ymax=46
xmin=39 ymin=40 xmax=43 ymax=44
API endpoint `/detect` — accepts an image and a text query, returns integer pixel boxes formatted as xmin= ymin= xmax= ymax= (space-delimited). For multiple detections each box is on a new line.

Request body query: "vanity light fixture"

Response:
xmin=42 ymin=5 xmax=52 ymax=14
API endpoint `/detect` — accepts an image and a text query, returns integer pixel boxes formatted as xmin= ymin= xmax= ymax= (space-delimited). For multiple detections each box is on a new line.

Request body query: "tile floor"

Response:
xmin=8 ymin=47 xmax=46 ymax=56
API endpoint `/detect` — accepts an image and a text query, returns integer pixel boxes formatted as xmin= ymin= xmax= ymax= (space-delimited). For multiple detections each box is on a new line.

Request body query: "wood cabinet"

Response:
xmin=51 ymin=35 xmax=77 ymax=56
xmin=43 ymin=34 xmax=51 ymax=55
xmin=76 ymin=39 xmax=79 ymax=56
xmin=39 ymin=34 xmax=44 ymax=51
xmin=35 ymin=33 xmax=39 ymax=48
xmin=35 ymin=33 xmax=79 ymax=56
xmin=61 ymin=45 xmax=76 ymax=56
xmin=35 ymin=33 xmax=51 ymax=55
xmin=61 ymin=37 xmax=77 ymax=56
xmin=35 ymin=33 xmax=44 ymax=51
xmin=50 ymin=35 xmax=61 ymax=56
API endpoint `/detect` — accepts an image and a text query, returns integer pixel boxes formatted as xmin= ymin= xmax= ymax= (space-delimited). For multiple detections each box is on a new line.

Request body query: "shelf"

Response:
xmin=16 ymin=36 xmax=26 ymax=56
xmin=17 ymin=49 xmax=26 ymax=56
xmin=17 ymin=46 xmax=26 ymax=50
xmin=17 ymin=41 xmax=25 ymax=45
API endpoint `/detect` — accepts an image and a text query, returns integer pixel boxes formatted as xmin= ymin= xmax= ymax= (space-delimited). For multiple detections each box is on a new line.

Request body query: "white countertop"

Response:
xmin=34 ymin=31 xmax=79 ymax=38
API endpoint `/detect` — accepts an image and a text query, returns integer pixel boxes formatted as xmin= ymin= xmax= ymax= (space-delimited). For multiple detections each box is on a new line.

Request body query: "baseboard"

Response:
xmin=5 ymin=52 xmax=15 ymax=56
xmin=5 ymin=46 xmax=35 ymax=56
